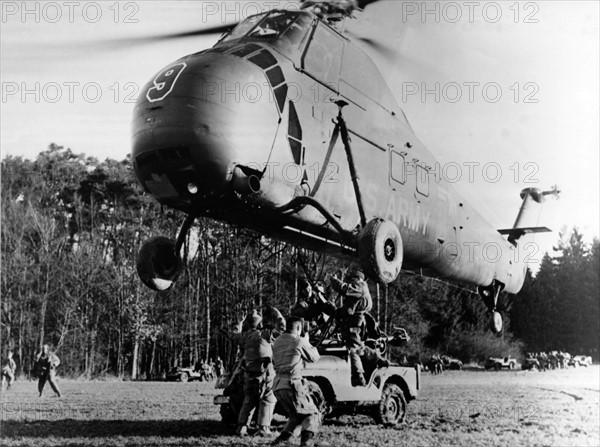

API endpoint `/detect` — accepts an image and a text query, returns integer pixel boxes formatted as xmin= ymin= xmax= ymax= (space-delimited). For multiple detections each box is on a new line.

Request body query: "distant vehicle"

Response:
xmin=441 ymin=356 xmax=463 ymax=370
xmin=521 ymin=358 xmax=540 ymax=370
xmin=568 ymin=355 xmax=592 ymax=368
xmin=166 ymin=366 xmax=210 ymax=382
xmin=484 ymin=356 xmax=517 ymax=370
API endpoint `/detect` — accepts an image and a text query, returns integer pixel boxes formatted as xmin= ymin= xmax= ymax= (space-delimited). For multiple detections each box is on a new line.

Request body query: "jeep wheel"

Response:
xmin=180 ymin=372 xmax=189 ymax=382
xmin=375 ymin=383 xmax=407 ymax=426
xmin=495 ymin=363 xmax=501 ymax=371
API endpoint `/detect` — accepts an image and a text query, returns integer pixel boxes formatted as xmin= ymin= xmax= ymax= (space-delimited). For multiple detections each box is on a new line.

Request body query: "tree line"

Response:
xmin=1 ymin=145 xmax=597 ymax=379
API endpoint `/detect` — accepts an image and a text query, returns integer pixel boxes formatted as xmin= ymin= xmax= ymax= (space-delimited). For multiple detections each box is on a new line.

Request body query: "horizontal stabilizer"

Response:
xmin=497 ymin=227 xmax=552 ymax=236
xmin=498 ymin=227 xmax=552 ymax=245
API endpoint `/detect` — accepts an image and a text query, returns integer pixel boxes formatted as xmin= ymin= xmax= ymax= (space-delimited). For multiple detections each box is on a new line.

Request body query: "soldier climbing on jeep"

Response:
xmin=215 ymin=284 xmax=420 ymax=428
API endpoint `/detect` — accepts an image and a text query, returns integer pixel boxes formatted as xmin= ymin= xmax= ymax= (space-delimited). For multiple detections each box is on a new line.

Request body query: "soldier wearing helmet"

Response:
xmin=232 ymin=310 xmax=279 ymax=437
xmin=330 ymin=268 xmax=372 ymax=386
xmin=291 ymin=277 xmax=336 ymax=331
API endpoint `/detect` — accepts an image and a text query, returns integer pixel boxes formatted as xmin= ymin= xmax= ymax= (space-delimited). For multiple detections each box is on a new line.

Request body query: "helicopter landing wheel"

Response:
xmin=490 ymin=311 xmax=503 ymax=333
xmin=358 ymin=219 xmax=403 ymax=284
xmin=136 ymin=236 xmax=182 ymax=291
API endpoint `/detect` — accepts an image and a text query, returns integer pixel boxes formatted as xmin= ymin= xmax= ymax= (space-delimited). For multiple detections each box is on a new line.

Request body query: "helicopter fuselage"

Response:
xmin=132 ymin=10 xmax=529 ymax=293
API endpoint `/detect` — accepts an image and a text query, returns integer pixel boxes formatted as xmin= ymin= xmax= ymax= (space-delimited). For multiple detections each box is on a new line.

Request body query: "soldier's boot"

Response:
xmin=349 ymin=350 xmax=366 ymax=386
xmin=257 ymin=401 xmax=275 ymax=433
xmin=351 ymin=372 xmax=366 ymax=387
xmin=236 ymin=425 xmax=248 ymax=436
xmin=300 ymin=431 xmax=315 ymax=447
xmin=271 ymin=431 xmax=292 ymax=445
xmin=256 ymin=425 xmax=272 ymax=436
xmin=376 ymin=358 xmax=390 ymax=368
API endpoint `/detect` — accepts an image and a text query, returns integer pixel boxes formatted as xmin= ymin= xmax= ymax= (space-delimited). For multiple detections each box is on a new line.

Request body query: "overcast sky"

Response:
xmin=1 ymin=0 xmax=598 ymax=263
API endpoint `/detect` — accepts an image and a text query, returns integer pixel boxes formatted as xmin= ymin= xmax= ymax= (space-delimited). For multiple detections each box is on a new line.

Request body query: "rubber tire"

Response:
xmin=358 ymin=219 xmax=403 ymax=284
xmin=136 ymin=236 xmax=182 ymax=291
xmin=495 ymin=363 xmax=501 ymax=371
xmin=180 ymin=372 xmax=189 ymax=382
xmin=490 ymin=311 xmax=503 ymax=333
xmin=375 ymin=383 xmax=407 ymax=426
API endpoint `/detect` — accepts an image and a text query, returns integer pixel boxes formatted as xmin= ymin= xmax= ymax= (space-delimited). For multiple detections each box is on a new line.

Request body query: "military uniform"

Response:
xmin=291 ymin=280 xmax=335 ymax=329
xmin=2 ymin=353 xmax=16 ymax=390
xmin=233 ymin=311 xmax=278 ymax=436
xmin=35 ymin=348 xmax=61 ymax=397
xmin=215 ymin=357 xmax=224 ymax=377
xmin=330 ymin=271 xmax=372 ymax=386
xmin=272 ymin=331 xmax=321 ymax=446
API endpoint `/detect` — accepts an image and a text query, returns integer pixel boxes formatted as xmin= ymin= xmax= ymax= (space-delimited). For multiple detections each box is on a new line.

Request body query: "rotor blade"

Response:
xmin=101 ymin=23 xmax=238 ymax=48
xmin=356 ymin=0 xmax=382 ymax=9
xmin=350 ymin=34 xmax=396 ymax=59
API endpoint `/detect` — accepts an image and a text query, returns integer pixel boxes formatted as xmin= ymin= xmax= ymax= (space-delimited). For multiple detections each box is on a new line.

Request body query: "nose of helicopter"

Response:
xmin=131 ymin=49 xmax=284 ymax=210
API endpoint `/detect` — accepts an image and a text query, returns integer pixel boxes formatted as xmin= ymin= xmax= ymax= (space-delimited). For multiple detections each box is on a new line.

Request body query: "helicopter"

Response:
xmin=131 ymin=0 xmax=557 ymax=333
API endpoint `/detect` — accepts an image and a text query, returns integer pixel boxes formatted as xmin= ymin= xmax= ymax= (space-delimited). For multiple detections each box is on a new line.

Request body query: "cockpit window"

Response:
xmin=221 ymin=11 xmax=312 ymax=54
xmin=222 ymin=14 xmax=263 ymax=42
xmin=247 ymin=12 xmax=297 ymax=38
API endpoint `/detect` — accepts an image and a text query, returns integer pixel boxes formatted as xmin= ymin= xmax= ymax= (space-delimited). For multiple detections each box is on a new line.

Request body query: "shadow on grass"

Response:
xmin=1 ymin=419 xmax=233 ymax=439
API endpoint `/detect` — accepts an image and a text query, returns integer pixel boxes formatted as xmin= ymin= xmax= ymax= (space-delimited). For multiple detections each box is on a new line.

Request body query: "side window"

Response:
xmin=390 ymin=151 xmax=406 ymax=184
xmin=416 ymin=165 xmax=429 ymax=197
xmin=302 ymin=23 xmax=343 ymax=88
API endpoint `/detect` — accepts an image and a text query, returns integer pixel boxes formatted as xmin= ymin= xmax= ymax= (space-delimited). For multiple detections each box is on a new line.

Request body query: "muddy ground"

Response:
xmin=1 ymin=366 xmax=598 ymax=446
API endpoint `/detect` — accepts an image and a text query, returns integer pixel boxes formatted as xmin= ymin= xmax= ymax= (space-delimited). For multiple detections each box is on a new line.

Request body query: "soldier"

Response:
xmin=329 ymin=268 xmax=372 ymax=386
xmin=234 ymin=310 xmax=278 ymax=437
xmin=215 ymin=356 xmax=224 ymax=377
xmin=291 ymin=278 xmax=336 ymax=330
xmin=271 ymin=316 xmax=326 ymax=447
xmin=34 ymin=344 xmax=61 ymax=398
xmin=2 ymin=350 xmax=17 ymax=391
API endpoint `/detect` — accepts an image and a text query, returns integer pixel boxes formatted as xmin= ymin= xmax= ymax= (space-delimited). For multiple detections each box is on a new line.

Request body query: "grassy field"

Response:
xmin=1 ymin=366 xmax=598 ymax=446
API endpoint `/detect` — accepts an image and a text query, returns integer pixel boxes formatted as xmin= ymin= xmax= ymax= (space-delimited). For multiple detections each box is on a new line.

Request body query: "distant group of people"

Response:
xmin=2 ymin=343 xmax=62 ymax=398
xmin=193 ymin=357 xmax=225 ymax=381
xmin=526 ymin=351 xmax=574 ymax=370
xmin=428 ymin=355 xmax=444 ymax=375
xmin=224 ymin=267 xmax=387 ymax=446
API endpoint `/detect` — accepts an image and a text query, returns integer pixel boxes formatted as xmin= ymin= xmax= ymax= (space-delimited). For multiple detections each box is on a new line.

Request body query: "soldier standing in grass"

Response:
xmin=2 ymin=350 xmax=17 ymax=391
xmin=34 ymin=344 xmax=61 ymax=398
xmin=215 ymin=356 xmax=224 ymax=377
xmin=235 ymin=310 xmax=278 ymax=437
xmin=271 ymin=316 xmax=328 ymax=447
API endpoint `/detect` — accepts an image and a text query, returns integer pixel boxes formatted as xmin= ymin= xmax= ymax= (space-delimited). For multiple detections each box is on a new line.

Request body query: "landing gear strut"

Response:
xmin=334 ymin=103 xmax=403 ymax=284
xmin=478 ymin=280 xmax=504 ymax=333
